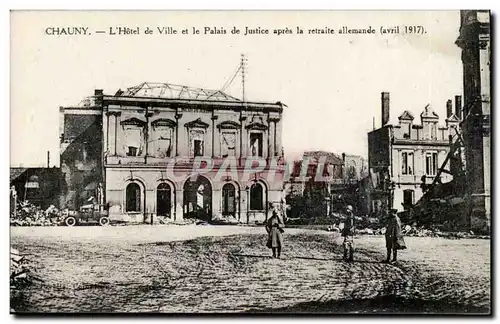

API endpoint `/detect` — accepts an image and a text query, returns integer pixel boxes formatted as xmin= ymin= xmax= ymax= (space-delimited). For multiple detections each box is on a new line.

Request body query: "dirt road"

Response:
xmin=11 ymin=225 xmax=490 ymax=314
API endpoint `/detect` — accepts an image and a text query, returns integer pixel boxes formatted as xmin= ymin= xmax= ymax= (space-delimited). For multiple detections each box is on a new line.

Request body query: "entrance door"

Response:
xmin=183 ymin=175 xmax=212 ymax=221
xmin=157 ymin=183 xmax=172 ymax=217
xmin=222 ymin=183 xmax=236 ymax=216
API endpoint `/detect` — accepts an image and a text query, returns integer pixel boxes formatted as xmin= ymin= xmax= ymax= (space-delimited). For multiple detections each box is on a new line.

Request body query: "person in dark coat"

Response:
xmin=341 ymin=205 xmax=355 ymax=262
xmin=383 ymin=209 xmax=406 ymax=263
xmin=265 ymin=203 xmax=285 ymax=258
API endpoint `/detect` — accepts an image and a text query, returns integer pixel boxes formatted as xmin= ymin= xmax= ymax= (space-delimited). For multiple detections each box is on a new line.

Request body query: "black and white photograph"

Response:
xmin=9 ymin=10 xmax=491 ymax=315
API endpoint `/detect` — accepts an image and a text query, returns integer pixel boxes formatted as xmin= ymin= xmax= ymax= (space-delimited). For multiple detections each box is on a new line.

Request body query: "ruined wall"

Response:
xmin=60 ymin=113 xmax=103 ymax=210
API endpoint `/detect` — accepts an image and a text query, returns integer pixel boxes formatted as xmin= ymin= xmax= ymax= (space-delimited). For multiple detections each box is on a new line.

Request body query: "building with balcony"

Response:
xmin=60 ymin=82 xmax=286 ymax=223
xmin=367 ymin=92 xmax=458 ymax=215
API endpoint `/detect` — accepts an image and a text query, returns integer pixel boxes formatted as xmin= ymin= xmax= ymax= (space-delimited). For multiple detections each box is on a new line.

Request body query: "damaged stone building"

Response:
xmin=60 ymin=82 xmax=286 ymax=223
xmin=343 ymin=154 xmax=369 ymax=183
xmin=455 ymin=10 xmax=491 ymax=230
xmin=367 ymin=92 xmax=459 ymax=215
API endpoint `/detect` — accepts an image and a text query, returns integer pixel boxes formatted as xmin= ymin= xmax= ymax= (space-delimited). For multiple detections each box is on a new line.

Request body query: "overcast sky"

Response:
xmin=10 ymin=11 xmax=463 ymax=167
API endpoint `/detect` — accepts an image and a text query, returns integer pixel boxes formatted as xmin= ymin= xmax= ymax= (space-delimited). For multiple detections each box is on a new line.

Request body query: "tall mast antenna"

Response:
xmin=241 ymin=54 xmax=245 ymax=102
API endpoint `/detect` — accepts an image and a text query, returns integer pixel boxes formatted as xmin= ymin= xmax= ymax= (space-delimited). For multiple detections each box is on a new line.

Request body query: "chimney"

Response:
xmin=446 ymin=99 xmax=453 ymax=118
xmin=342 ymin=153 xmax=346 ymax=162
xmin=381 ymin=92 xmax=390 ymax=126
xmin=47 ymin=151 xmax=50 ymax=168
xmin=94 ymin=89 xmax=103 ymax=96
xmin=455 ymin=95 xmax=462 ymax=120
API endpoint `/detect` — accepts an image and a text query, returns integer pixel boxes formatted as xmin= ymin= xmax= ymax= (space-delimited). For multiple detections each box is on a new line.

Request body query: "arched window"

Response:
xmin=157 ymin=183 xmax=172 ymax=216
xmin=250 ymin=183 xmax=264 ymax=210
xmin=126 ymin=183 xmax=141 ymax=212
xmin=222 ymin=183 xmax=236 ymax=216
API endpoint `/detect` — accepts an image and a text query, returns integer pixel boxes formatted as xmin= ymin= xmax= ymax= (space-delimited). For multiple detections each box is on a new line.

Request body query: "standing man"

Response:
xmin=265 ymin=203 xmax=285 ymax=258
xmin=342 ymin=205 xmax=355 ymax=262
xmin=383 ymin=209 xmax=406 ymax=263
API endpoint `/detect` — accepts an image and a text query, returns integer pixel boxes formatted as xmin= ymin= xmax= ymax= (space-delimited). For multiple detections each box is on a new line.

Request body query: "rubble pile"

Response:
xmin=10 ymin=248 xmax=42 ymax=312
xmin=156 ymin=217 xmax=204 ymax=226
xmin=327 ymin=218 xmax=490 ymax=239
xmin=10 ymin=201 xmax=63 ymax=226
xmin=10 ymin=248 xmax=33 ymax=286
xmin=355 ymin=224 xmax=489 ymax=239
xmin=210 ymin=215 xmax=239 ymax=225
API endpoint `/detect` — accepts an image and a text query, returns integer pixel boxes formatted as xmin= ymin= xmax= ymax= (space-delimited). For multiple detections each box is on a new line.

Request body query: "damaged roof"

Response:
xmin=10 ymin=168 xmax=27 ymax=182
xmin=303 ymin=151 xmax=344 ymax=165
xmin=117 ymin=82 xmax=241 ymax=102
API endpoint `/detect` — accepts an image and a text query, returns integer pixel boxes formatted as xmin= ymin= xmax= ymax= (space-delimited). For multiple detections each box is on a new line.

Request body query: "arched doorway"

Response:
xmin=126 ymin=182 xmax=141 ymax=212
xmin=222 ymin=183 xmax=236 ymax=216
xmin=250 ymin=182 xmax=265 ymax=211
xmin=157 ymin=182 xmax=172 ymax=217
xmin=183 ymin=175 xmax=212 ymax=221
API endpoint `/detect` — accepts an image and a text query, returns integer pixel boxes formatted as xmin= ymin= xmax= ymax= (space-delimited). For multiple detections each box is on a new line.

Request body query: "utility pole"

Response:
xmin=239 ymin=54 xmax=247 ymax=167
xmin=23 ymin=169 xmax=28 ymax=202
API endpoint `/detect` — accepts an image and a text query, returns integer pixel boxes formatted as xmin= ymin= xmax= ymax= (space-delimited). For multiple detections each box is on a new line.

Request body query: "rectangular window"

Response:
xmin=425 ymin=152 xmax=438 ymax=176
xmin=189 ymin=129 xmax=205 ymax=157
xmin=221 ymin=132 xmax=236 ymax=157
xmin=372 ymin=200 xmax=381 ymax=214
xmin=155 ymin=127 xmax=172 ymax=158
xmin=403 ymin=190 xmax=414 ymax=208
xmin=250 ymin=133 xmax=263 ymax=157
xmin=432 ymin=152 xmax=438 ymax=175
xmin=127 ymin=146 xmax=138 ymax=156
xmin=194 ymin=139 xmax=204 ymax=157
xmin=401 ymin=151 xmax=413 ymax=175
xmin=158 ymin=139 xmax=172 ymax=157
xmin=403 ymin=124 xmax=411 ymax=139
xmin=430 ymin=123 xmax=437 ymax=140
xmin=124 ymin=127 xmax=142 ymax=156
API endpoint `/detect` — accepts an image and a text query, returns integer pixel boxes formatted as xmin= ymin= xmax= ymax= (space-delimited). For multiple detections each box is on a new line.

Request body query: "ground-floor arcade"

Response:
xmin=105 ymin=166 xmax=285 ymax=224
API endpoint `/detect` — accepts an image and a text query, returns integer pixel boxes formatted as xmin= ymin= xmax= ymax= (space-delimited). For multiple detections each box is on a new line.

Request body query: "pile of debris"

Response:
xmin=10 ymin=201 xmax=63 ymax=226
xmin=398 ymin=224 xmax=489 ymax=239
xmin=155 ymin=216 xmax=214 ymax=226
xmin=328 ymin=220 xmax=490 ymax=239
xmin=210 ymin=214 xmax=239 ymax=225
xmin=11 ymin=248 xmax=33 ymax=286
xmin=355 ymin=224 xmax=489 ymax=239
xmin=10 ymin=248 xmax=42 ymax=312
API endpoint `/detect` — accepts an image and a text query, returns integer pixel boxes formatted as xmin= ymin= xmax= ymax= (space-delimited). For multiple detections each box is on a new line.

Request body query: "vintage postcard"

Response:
xmin=10 ymin=10 xmax=491 ymax=314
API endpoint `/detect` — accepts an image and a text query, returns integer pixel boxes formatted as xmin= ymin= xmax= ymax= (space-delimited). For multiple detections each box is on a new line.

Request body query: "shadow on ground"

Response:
xmin=247 ymin=295 xmax=491 ymax=315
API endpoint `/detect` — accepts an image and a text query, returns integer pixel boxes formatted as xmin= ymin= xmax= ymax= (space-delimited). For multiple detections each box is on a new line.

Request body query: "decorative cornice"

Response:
xmin=151 ymin=118 xmax=177 ymax=128
xmin=246 ymin=122 xmax=268 ymax=131
xmin=420 ymin=104 xmax=439 ymax=119
xmin=120 ymin=117 xmax=146 ymax=126
xmin=398 ymin=110 xmax=414 ymax=121
xmin=106 ymin=111 xmax=122 ymax=116
xmin=217 ymin=120 xmax=241 ymax=130
xmin=185 ymin=118 xmax=209 ymax=129
xmin=445 ymin=114 xmax=460 ymax=123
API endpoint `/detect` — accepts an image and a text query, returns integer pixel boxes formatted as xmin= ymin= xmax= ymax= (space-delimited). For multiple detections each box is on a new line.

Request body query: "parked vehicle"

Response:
xmin=63 ymin=204 xmax=109 ymax=226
